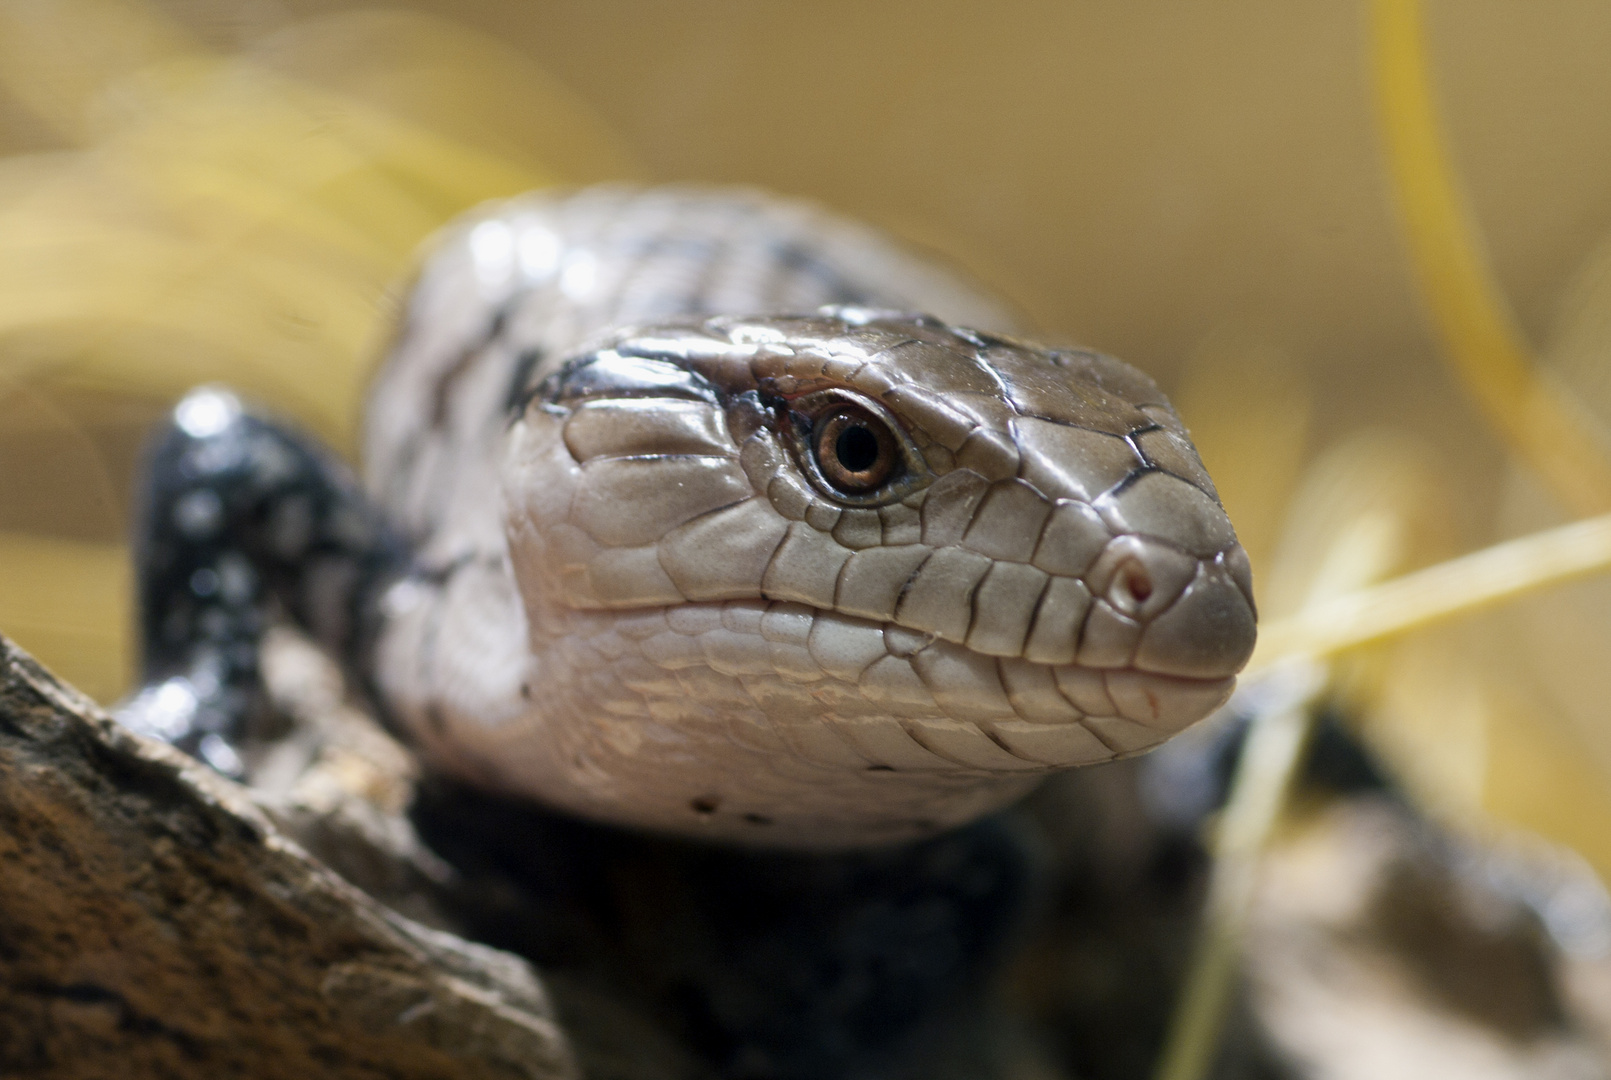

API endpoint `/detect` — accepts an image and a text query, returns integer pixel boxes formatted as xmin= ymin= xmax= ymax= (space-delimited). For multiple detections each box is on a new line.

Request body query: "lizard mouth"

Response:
xmin=591 ymin=597 xmax=1243 ymax=775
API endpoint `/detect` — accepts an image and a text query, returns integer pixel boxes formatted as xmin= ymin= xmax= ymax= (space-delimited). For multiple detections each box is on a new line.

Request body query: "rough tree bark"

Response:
xmin=0 ymin=632 xmax=577 ymax=1080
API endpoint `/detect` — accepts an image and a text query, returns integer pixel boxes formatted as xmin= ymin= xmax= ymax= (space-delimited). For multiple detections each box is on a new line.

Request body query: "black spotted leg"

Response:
xmin=119 ymin=387 xmax=410 ymax=775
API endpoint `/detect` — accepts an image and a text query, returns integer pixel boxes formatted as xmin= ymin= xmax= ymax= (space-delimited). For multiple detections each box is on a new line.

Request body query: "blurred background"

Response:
xmin=3 ymin=1 xmax=1611 ymax=1072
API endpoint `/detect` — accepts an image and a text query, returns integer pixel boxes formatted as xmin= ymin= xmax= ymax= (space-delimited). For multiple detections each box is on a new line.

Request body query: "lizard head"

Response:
xmin=498 ymin=307 xmax=1255 ymax=847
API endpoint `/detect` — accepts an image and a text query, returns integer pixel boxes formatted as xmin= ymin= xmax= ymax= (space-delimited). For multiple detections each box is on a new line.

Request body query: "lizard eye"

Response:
xmin=783 ymin=389 xmax=931 ymax=506
xmin=815 ymin=405 xmax=899 ymax=494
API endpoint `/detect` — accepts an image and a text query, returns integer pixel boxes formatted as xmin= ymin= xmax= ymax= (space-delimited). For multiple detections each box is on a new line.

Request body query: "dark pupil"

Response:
xmin=835 ymin=424 xmax=881 ymax=473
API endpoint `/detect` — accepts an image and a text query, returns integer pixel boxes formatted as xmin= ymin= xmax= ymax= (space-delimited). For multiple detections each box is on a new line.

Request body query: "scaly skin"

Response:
xmin=363 ymin=187 xmax=1256 ymax=848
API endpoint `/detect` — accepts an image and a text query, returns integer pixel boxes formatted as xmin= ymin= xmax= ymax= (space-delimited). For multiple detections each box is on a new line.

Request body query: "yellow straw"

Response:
xmin=1372 ymin=0 xmax=1611 ymax=515
xmin=1251 ymin=508 xmax=1611 ymax=669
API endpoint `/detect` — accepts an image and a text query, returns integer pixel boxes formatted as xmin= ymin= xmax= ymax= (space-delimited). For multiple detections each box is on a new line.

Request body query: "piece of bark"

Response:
xmin=0 ymin=633 xmax=578 ymax=1080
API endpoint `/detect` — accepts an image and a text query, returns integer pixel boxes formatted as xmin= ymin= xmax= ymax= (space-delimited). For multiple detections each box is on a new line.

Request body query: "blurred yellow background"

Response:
xmin=2 ymin=0 xmax=1611 ymax=880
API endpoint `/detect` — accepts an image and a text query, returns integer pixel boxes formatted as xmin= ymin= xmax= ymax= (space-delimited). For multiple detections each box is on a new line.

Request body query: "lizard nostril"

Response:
xmin=1103 ymin=558 xmax=1155 ymax=616
xmin=1087 ymin=536 xmax=1197 ymax=620
xmin=1121 ymin=565 xmax=1153 ymax=605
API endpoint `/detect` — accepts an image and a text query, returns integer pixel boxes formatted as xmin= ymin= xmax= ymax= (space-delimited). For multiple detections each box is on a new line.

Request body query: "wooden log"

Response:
xmin=0 ymin=633 xmax=577 ymax=1080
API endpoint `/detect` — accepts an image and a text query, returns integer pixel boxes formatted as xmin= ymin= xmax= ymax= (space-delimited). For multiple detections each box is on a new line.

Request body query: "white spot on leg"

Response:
xmin=175 ymin=388 xmax=241 ymax=439
xmin=116 ymin=677 xmax=199 ymax=742
xmin=197 ymin=733 xmax=244 ymax=777
xmin=173 ymin=489 xmax=223 ymax=538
